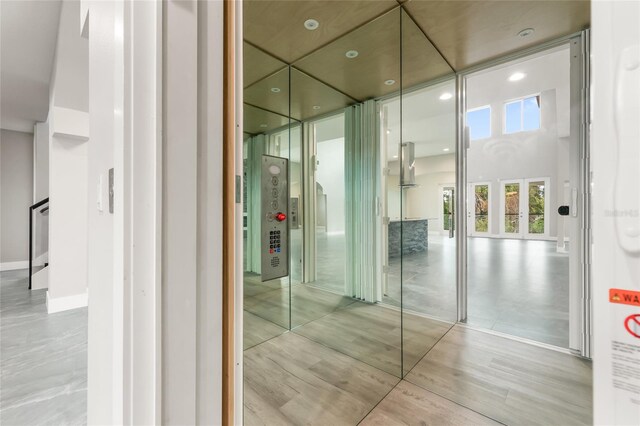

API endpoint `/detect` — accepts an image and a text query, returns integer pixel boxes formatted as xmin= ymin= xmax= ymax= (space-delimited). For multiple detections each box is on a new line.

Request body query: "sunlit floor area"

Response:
xmin=0 ymin=269 xmax=87 ymax=425
xmin=243 ymin=323 xmax=592 ymax=426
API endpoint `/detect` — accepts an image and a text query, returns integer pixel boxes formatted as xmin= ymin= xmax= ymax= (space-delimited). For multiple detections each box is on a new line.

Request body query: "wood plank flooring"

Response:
xmin=243 ymin=311 xmax=287 ymax=350
xmin=243 ymin=332 xmax=399 ymax=426
xmin=404 ymin=325 xmax=593 ymax=425
xmin=244 ymin=304 xmax=593 ymax=426
xmin=360 ymin=380 xmax=500 ymax=426
xmin=293 ymin=301 xmax=453 ymax=377
xmin=244 ymin=283 xmax=356 ymax=331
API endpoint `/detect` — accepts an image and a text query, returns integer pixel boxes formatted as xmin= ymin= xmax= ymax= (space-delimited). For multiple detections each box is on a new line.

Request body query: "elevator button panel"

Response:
xmin=261 ymin=155 xmax=289 ymax=281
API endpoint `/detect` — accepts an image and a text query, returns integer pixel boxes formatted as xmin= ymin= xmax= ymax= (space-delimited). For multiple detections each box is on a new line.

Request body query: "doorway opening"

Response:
xmin=463 ymin=42 xmax=585 ymax=350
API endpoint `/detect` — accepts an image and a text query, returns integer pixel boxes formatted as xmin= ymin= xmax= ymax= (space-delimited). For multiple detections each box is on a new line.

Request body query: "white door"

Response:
xmin=499 ymin=178 xmax=550 ymax=239
xmin=440 ymin=185 xmax=455 ymax=235
xmin=468 ymin=182 xmax=491 ymax=236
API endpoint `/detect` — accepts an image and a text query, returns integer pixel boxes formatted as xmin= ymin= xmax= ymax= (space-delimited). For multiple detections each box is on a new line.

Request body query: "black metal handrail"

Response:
xmin=29 ymin=198 xmax=49 ymax=290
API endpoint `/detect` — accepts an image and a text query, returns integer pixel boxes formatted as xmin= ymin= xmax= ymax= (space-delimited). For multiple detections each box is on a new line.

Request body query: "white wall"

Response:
xmin=33 ymin=122 xmax=49 ymax=203
xmin=316 ymin=137 xmax=345 ymax=233
xmin=466 ymin=89 xmax=568 ymax=238
xmin=45 ymin=0 xmax=89 ymax=312
xmin=592 ymin=1 xmax=640 ymax=424
xmin=0 ymin=129 xmax=33 ymax=267
xmin=386 ymin=154 xmax=456 ymax=228
xmin=47 ymin=127 xmax=87 ymax=304
xmin=407 ymin=154 xmax=456 ymax=223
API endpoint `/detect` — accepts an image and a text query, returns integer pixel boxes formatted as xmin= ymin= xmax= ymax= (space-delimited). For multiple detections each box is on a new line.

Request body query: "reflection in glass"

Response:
xmin=443 ymin=187 xmax=454 ymax=231
xmin=312 ymin=114 xmax=346 ymax=295
xmin=474 ymin=184 xmax=489 ymax=233
xmin=504 ymin=183 xmax=520 ymax=233
xmin=528 ymin=181 xmax=545 ymax=234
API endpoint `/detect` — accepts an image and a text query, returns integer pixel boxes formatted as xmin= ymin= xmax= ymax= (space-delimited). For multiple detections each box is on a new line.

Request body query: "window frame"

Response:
xmin=466 ymin=104 xmax=492 ymax=141
xmin=503 ymin=93 xmax=541 ymax=134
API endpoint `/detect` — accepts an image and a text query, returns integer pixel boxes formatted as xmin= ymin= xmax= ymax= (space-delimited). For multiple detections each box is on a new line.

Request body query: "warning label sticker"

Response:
xmin=611 ymin=339 xmax=640 ymax=403
xmin=609 ymin=288 xmax=640 ymax=307
xmin=625 ymin=315 xmax=640 ymax=339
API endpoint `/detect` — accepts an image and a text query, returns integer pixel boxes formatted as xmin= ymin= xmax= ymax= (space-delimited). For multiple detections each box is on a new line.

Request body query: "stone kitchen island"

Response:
xmin=388 ymin=218 xmax=428 ymax=258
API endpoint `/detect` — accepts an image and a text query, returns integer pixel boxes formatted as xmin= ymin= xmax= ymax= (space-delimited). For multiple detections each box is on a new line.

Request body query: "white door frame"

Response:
xmin=468 ymin=182 xmax=492 ymax=236
xmin=439 ymin=184 xmax=455 ymax=234
xmin=523 ymin=177 xmax=551 ymax=240
xmin=458 ymin=32 xmax=590 ymax=357
xmin=499 ymin=178 xmax=550 ymax=239
xmin=499 ymin=179 xmax=525 ymax=238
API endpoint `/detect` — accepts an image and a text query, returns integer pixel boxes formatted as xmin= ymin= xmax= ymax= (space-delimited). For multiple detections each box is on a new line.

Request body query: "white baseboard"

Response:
xmin=46 ymin=291 xmax=88 ymax=314
xmin=0 ymin=261 xmax=29 ymax=271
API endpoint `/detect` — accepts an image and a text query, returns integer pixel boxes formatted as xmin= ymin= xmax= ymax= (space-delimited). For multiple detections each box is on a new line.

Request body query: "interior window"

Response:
xmin=504 ymin=95 xmax=541 ymax=133
xmin=467 ymin=106 xmax=491 ymax=140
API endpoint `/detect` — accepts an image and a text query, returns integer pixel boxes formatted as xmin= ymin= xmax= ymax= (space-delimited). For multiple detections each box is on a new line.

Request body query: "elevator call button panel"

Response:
xmin=261 ymin=155 xmax=289 ymax=282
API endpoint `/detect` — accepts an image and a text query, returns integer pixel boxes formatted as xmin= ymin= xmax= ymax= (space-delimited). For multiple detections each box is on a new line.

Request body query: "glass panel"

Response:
xmin=504 ymin=183 xmax=520 ymax=233
xmin=505 ymin=101 xmax=522 ymax=133
xmin=466 ymin=45 xmax=572 ymax=348
xmin=523 ymin=96 xmax=541 ymax=131
xmin=242 ymin=43 xmax=291 ymax=351
xmin=467 ymin=107 xmax=491 ymax=140
xmin=528 ymin=180 xmax=545 ymax=234
xmin=289 ymin=8 xmax=404 ymax=379
xmin=400 ymin=8 xmax=456 ymax=376
xmin=474 ymin=184 xmax=489 ymax=232
xmin=312 ymin=114 xmax=346 ymax=294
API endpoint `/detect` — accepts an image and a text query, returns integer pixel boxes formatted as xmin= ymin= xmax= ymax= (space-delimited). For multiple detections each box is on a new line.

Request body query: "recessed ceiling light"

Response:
xmin=393 ymin=155 xmax=398 ymax=158
xmin=386 ymin=130 xmax=391 ymax=135
xmin=384 ymin=79 xmax=396 ymax=86
xmin=304 ymin=19 xmax=320 ymax=31
xmin=270 ymin=87 xmax=281 ymax=93
xmin=443 ymin=148 xmax=450 ymax=152
xmin=312 ymin=105 xmax=321 ymax=110
xmin=517 ymin=28 xmax=535 ymax=38
xmin=508 ymin=72 xmax=526 ymax=82
xmin=259 ymin=124 xmax=268 ymax=128
xmin=345 ymin=50 xmax=359 ymax=59
xmin=439 ymin=92 xmax=453 ymax=101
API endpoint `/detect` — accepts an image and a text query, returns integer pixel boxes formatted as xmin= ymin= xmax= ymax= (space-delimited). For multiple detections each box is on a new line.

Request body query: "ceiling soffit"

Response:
xmin=243 ymin=0 xmax=399 ymax=64
xmin=244 ymin=42 xmax=287 ymax=88
xmin=403 ymin=0 xmax=590 ymax=70
xmin=242 ymin=0 xmax=591 ymax=129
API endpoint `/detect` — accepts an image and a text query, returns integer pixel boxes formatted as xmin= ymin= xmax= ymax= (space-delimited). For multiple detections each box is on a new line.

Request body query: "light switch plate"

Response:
xmin=109 ymin=168 xmax=114 ymax=214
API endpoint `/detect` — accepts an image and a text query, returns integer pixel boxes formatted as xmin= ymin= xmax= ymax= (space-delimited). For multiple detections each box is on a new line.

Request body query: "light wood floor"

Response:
xmin=293 ymin=301 xmax=453 ymax=377
xmin=244 ymin=320 xmax=593 ymax=425
xmin=244 ymin=311 xmax=287 ymax=350
xmin=243 ymin=332 xmax=399 ymax=426
xmin=360 ymin=380 xmax=500 ymax=426
xmin=244 ymin=281 xmax=356 ymax=331
xmin=405 ymin=326 xmax=593 ymax=425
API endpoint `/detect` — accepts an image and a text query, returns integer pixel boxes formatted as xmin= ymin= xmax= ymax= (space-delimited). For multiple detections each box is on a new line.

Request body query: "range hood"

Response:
xmin=399 ymin=142 xmax=417 ymax=188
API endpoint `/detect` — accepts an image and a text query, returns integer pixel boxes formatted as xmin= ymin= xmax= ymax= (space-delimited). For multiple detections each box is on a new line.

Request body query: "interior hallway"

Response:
xmin=244 ymin=323 xmax=592 ymax=426
xmin=0 ymin=269 xmax=87 ymax=425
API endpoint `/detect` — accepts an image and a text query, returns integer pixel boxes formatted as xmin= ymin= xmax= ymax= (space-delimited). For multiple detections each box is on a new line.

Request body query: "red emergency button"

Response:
xmin=275 ymin=212 xmax=287 ymax=222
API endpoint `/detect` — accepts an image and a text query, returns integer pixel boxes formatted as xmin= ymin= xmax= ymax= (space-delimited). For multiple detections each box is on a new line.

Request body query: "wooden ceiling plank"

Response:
xmin=403 ymin=0 xmax=590 ymax=70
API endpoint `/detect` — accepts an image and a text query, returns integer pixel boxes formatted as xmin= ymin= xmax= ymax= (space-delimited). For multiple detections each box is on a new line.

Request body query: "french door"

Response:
xmin=468 ymin=182 xmax=491 ymax=236
xmin=499 ymin=178 xmax=550 ymax=239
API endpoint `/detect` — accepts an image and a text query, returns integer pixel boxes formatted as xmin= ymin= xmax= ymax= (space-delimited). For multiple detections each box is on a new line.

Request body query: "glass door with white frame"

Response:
xmin=500 ymin=180 xmax=524 ymax=237
xmin=500 ymin=178 xmax=549 ymax=239
xmin=469 ymin=182 xmax=491 ymax=236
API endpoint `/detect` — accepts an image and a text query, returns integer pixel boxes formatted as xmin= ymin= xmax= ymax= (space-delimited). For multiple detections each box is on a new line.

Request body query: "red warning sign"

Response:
xmin=609 ymin=288 xmax=640 ymax=307
xmin=624 ymin=314 xmax=640 ymax=339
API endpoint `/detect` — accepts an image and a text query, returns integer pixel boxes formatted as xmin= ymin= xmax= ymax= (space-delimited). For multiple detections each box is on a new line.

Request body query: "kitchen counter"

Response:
xmin=388 ymin=219 xmax=428 ymax=258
